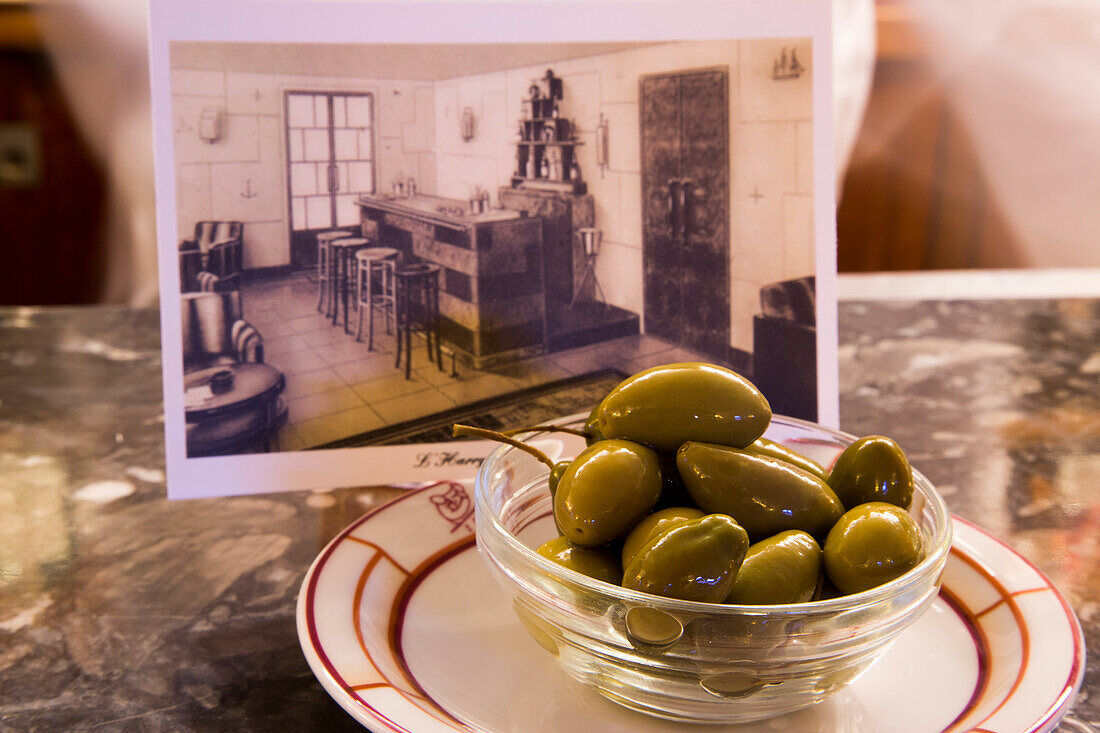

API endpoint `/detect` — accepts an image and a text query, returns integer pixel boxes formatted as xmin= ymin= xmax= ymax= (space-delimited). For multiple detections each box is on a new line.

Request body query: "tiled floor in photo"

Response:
xmin=239 ymin=271 xmax=716 ymax=451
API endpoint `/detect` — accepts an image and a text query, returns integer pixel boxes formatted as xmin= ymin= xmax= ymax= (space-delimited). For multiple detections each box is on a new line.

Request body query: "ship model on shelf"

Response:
xmin=512 ymin=69 xmax=587 ymax=195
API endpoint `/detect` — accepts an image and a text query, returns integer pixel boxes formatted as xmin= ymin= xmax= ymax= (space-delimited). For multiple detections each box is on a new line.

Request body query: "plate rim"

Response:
xmin=945 ymin=516 xmax=1086 ymax=733
xmin=297 ymin=483 xmax=465 ymax=733
xmin=297 ymin=487 xmax=1086 ymax=733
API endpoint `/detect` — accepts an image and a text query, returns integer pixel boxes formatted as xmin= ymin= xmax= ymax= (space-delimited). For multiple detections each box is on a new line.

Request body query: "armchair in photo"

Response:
xmin=180 ymin=291 xmax=287 ymax=456
xmin=178 ymin=221 xmax=243 ymax=293
xmin=180 ymin=291 xmax=257 ymax=371
xmin=179 ymin=240 xmax=203 ymax=293
xmin=203 ymin=238 xmax=243 ymax=291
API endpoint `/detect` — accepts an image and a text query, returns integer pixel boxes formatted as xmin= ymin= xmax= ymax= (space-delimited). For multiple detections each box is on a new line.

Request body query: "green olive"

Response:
xmin=594 ymin=362 xmax=771 ymax=453
xmin=620 ymin=506 xmax=705 ymax=568
xmin=622 ymin=514 xmax=749 ymax=603
xmin=828 ymin=435 xmax=914 ymax=510
xmin=554 ymin=439 xmax=662 ymax=547
xmin=548 ymin=460 xmax=571 ymax=498
xmin=537 ymin=536 xmax=622 ymax=585
xmin=747 ymin=438 xmax=829 ymax=482
xmin=583 ymin=403 xmax=605 ymax=445
xmin=725 ymin=530 xmax=822 ymax=604
xmin=823 ymin=502 xmax=924 ymax=595
xmin=677 ymin=441 xmax=844 ymax=542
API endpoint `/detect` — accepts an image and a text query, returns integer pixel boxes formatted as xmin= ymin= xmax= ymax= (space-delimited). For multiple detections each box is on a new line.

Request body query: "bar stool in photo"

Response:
xmin=354 ymin=246 xmax=399 ymax=350
xmin=328 ymin=237 xmax=371 ymax=332
xmin=393 ymin=262 xmax=444 ymax=380
xmin=315 ymin=229 xmax=352 ymax=316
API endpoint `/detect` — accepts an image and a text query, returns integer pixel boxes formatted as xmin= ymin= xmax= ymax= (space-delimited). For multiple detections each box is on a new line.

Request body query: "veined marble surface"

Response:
xmin=0 ymin=295 xmax=1097 ymax=731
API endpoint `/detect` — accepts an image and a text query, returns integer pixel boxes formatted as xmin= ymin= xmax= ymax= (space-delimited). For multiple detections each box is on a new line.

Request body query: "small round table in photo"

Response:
xmin=184 ymin=362 xmax=286 ymax=457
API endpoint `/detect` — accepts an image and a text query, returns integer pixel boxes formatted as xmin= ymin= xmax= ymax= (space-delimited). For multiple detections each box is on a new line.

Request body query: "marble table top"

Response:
xmin=1 ymin=285 xmax=1097 ymax=731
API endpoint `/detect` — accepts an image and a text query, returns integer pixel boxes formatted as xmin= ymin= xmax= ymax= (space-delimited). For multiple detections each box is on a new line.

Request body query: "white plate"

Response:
xmin=297 ymin=483 xmax=1086 ymax=733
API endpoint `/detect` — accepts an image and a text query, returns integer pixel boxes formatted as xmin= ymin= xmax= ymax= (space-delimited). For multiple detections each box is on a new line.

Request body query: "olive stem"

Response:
xmin=502 ymin=424 xmax=588 ymax=439
xmin=452 ymin=424 xmax=556 ymax=470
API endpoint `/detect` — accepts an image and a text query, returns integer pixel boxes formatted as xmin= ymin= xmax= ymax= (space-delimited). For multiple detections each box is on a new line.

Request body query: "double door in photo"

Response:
xmin=640 ymin=68 xmax=730 ymax=361
xmin=285 ymin=91 xmax=375 ymax=269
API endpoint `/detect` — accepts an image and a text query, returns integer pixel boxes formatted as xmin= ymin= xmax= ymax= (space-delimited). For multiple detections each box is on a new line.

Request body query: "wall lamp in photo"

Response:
xmin=198 ymin=106 xmax=224 ymax=144
xmin=595 ymin=112 xmax=610 ymax=177
xmin=461 ymin=106 xmax=475 ymax=142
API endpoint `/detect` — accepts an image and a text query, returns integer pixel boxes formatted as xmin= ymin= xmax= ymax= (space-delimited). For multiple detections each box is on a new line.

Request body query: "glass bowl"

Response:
xmin=473 ymin=413 xmax=953 ymax=724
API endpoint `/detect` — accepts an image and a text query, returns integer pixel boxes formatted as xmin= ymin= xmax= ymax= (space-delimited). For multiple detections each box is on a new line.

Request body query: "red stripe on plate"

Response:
xmin=939 ymin=581 xmax=992 ymax=733
xmin=951 ymin=517 xmax=1086 ymax=733
xmin=304 ymin=483 xmax=456 ymax=733
xmin=390 ymin=536 xmax=480 ymax=731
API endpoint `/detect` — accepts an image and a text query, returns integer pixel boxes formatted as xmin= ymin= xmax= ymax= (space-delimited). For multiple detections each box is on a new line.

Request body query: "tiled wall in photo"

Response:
xmin=171 ymin=37 xmax=817 ymax=355
xmin=170 ymin=61 xmax=434 ymax=269
xmin=433 ymin=38 xmax=815 ymax=355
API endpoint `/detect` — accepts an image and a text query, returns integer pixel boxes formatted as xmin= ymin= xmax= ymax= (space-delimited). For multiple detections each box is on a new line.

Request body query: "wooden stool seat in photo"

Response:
xmin=354 ymin=246 xmax=399 ymax=350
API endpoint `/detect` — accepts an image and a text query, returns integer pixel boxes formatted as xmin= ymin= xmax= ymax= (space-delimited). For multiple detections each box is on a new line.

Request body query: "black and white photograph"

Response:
xmin=151 ymin=1 xmax=838 ymax=496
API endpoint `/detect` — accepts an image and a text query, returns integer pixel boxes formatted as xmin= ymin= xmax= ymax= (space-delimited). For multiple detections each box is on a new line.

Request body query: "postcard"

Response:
xmin=148 ymin=0 xmax=838 ymax=498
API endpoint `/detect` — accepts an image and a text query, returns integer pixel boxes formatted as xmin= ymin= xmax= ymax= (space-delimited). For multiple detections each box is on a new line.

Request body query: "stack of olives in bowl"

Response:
xmin=466 ymin=362 xmax=952 ymax=724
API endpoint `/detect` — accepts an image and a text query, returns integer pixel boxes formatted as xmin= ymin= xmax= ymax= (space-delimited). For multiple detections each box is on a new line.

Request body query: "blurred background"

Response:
xmin=2 ymin=0 xmax=1098 ymax=306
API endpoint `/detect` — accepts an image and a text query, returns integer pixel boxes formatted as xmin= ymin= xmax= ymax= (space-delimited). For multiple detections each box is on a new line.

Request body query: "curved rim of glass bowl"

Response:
xmin=473 ymin=412 xmax=954 ymax=618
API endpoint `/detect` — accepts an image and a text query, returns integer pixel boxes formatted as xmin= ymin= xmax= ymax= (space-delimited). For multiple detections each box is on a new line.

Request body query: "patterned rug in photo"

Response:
xmin=314 ymin=369 xmax=627 ymax=449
